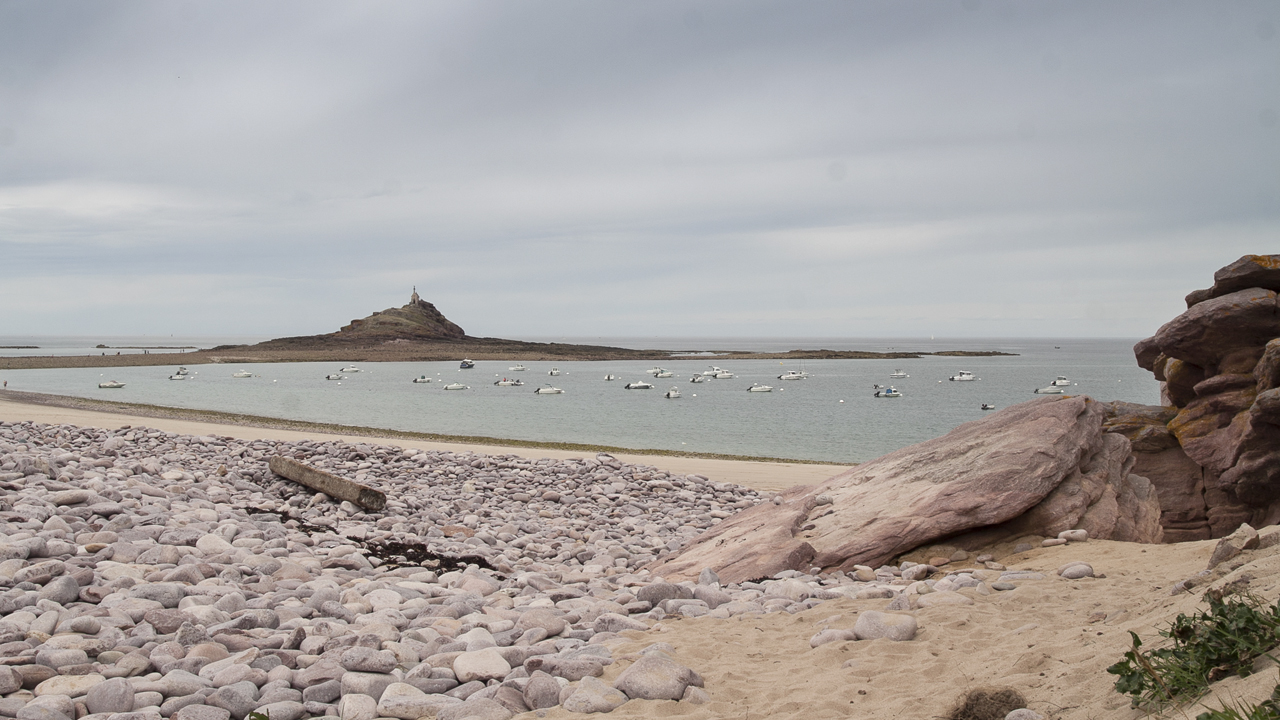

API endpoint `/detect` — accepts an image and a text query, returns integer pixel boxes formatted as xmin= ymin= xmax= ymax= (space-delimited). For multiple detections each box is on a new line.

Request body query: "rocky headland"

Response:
xmin=0 ymin=291 xmax=1013 ymax=370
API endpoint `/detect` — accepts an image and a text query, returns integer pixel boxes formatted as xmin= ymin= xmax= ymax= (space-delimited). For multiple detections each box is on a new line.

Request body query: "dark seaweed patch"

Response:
xmin=362 ymin=539 xmax=497 ymax=574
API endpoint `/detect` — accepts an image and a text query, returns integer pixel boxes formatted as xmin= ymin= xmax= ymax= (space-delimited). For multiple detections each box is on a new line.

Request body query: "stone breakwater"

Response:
xmin=0 ymin=419 xmax=1062 ymax=719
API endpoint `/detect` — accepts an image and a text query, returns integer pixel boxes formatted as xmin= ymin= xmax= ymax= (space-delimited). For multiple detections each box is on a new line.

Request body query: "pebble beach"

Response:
xmin=0 ymin=401 xmax=1278 ymax=720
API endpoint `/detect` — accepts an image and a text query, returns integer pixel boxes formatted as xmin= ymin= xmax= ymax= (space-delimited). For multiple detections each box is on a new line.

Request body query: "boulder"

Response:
xmin=648 ymin=396 xmax=1162 ymax=581
xmin=1187 ymin=254 xmax=1280 ymax=307
xmin=1140 ymin=288 xmax=1280 ymax=371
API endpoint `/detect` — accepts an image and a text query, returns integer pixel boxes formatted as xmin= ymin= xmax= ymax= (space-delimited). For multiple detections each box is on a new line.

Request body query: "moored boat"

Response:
xmin=1050 ymin=376 xmax=1073 ymax=386
xmin=1034 ymin=385 xmax=1065 ymax=394
xmin=624 ymin=380 xmax=654 ymax=389
xmin=534 ymin=385 xmax=564 ymax=394
xmin=412 ymin=376 xmax=432 ymax=383
xmin=98 ymin=380 xmax=126 ymax=389
xmin=778 ymin=370 xmax=808 ymax=380
xmin=232 ymin=371 xmax=254 ymax=378
xmin=459 ymin=359 xmax=475 ymax=369
xmin=689 ymin=375 xmax=709 ymax=383
xmin=949 ymin=371 xmax=976 ymax=381
xmin=340 ymin=365 xmax=360 ymax=373
xmin=874 ymin=386 xmax=902 ymax=397
xmin=548 ymin=368 xmax=561 ymax=376
xmin=747 ymin=383 xmax=773 ymax=392
xmin=494 ymin=378 xmax=524 ymax=386
xmin=509 ymin=364 xmax=526 ymax=372
xmin=443 ymin=383 xmax=469 ymax=390
xmin=889 ymin=369 xmax=909 ymax=378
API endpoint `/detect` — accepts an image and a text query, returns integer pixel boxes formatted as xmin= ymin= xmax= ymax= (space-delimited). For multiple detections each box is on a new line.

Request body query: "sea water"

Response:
xmin=0 ymin=338 xmax=1159 ymax=464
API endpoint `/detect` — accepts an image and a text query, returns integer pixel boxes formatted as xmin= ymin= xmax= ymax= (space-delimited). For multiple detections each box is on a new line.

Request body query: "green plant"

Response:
xmin=1107 ymin=591 xmax=1280 ymax=710
xmin=1196 ymin=679 xmax=1280 ymax=720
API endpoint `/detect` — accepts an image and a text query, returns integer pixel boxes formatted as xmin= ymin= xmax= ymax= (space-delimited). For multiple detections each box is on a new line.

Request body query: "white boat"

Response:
xmin=98 ymin=380 xmax=126 ymax=389
xmin=325 ymin=374 xmax=344 ymax=380
xmin=232 ymin=371 xmax=254 ymax=378
xmin=874 ymin=386 xmax=902 ymax=397
xmin=701 ymin=366 xmax=724 ymax=377
xmin=664 ymin=386 xmax=681 ymax=398
xmin=412 ymin=376 xmax=432 ymax=383
xmin=1034 ymin=385 xmax=1065 ymax=394
xmin=654 ymin=369 xmax=674 ymax=378
xmin=949 ymin=371 xmax=977 ymax=381
xmin=889 ymin=369 xmax=909 ymax=378
xmin=689 ymin=375 xmax=709 ymax=383
xmin=509 ymin=364 xmax=526 ymax=372
xmin=340 ymin=366 xmax=360 ymax=373
xmin=459 ymin=359 xmax=475 ymax=369
xmin=443 ymin=383 xmax=469 ymax=390
xmin=981 ymin=403 xmax=996 ymax=410
xmin=534 ymin=385 xmax=564 ymax=394
xmin=624 ymin=380 xmax=654 ymax=389
xmin=548 ymin=368 xmax=561 ymax=376
xmin=778 ymin=370 xmax=808 ymax=380
xmin=1050 ymin=376 xmax=1073 ymax=386
xmin=604 ymin=374 xmax=620 ymax=381
xmin=747 ymin=383 xmax=773 ymax=392
xmin=174 ymin=367 xmax=189 ymax=376
xmin=169 ymin=374 xmax=190 ymax=381
xmin=713 ymin=370 xmax=735 ymax=379
xmin=494 ymin=378 xmax=524 ymax=386
xmin=647 ymin=367 xmax=665 ymax=376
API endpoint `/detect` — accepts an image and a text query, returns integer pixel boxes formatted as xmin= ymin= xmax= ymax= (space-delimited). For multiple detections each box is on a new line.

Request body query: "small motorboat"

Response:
xmin=664 ymin=386 xmax=681 ymax=398
xmin=949 ymin=371 xmax=977 ymax=382
xmin=1050 ymin=376 xmax=1073 ymax=386
xmin=412 ymin=375 xmax=432 ymax=383
xmin=872 ymin=383 xmax=885 ymax=389
xmin=98 ymin=380 xmax=126 ymax=389
xmin=889 ymin=369 xmax=909 ymax=378
xmin=654 ymin=369 xmax=674 ymax=378
xmin=778 ymin=370 xmax=808 ymax=380
xmin=874 ymin=386 xmax=902 ymax=397
xmin=325 ymin=374 xmax=344 ymax=381
xmin=747 ymin=383 xmax=773 ymax=392
xmin=714 ymin=370 xmax=735 ymax=379
xmin=534 ymin=385 xmax=564 ymax=394
xmin=548 ymin=368 xmax=561 ymax=376
xmin=494 ymin=378 xmax=524 ymax=386
xmin=702 ymin=366 xmax=724 ymax=377
xmin=509 ymin=364 xmax=526 ymax=372
xmin=459 ymin=359 xmax=475 ymax=369
xmin=981 ymin=403 xmax=996 ymax=410
xmin=169 ymin=374 xmax=191 ymax=381
xmin=340 ymin=366 xmax=360 ymax=373
xmin=604 ymin=374 xmax=620 ymax=381
xmin=173 ymin=367 xmax=189 ymax=376
xmin=232 ymin=371 xmax=254 ymax=378
xmin=443 ymin=383 xmax=469 ymax=390
xmin=689 ymin=375 xmax=709 ymax=383
xmin=625 ymin=380 xmax=654 ymax=389
xmin=647 ymin=367 xmax=665 ymax=376
xmin=1034 ymin=385 xmax=1065 ymax=394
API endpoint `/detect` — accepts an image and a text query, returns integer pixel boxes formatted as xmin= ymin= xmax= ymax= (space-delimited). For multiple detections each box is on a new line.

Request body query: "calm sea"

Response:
xmin=0 ymin=337 xmax=1158 ymax=464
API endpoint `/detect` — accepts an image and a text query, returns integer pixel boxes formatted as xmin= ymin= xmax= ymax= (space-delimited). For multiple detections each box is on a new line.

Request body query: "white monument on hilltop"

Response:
xmin=411 ymin=286 xmax=420 ymax=304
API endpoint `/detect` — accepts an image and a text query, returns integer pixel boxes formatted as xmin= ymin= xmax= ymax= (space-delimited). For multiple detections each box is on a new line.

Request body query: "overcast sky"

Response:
xmin=1 ymin=1 xmax=1277 ymax=340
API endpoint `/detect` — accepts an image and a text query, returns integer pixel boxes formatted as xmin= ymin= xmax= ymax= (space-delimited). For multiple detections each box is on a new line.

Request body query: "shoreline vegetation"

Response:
xmin=0 ymin=388 xmax=838 ymax=466
xmin=0 ymin=340 xmax=1016 ymax=370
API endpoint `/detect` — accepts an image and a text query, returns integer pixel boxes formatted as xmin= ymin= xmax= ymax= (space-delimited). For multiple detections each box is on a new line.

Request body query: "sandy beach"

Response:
xmin=0 ymin=397 xmax=845 ymax=494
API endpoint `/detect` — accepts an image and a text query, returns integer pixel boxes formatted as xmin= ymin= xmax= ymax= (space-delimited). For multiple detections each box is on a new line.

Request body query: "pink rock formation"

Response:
xmin=647 ymin=396 xmax=1162 ymax=584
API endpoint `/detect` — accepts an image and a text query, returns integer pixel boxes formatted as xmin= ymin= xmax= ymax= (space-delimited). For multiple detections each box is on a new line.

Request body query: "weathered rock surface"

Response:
xmin=1125 ymin=254 xmax=1280 ymax=536
xmin=648 ymin=396 xmax=1161 ymax=581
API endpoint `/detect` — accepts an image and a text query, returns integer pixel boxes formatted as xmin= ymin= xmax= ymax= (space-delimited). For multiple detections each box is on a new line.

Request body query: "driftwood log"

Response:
xmin=269 ymin=456 xmax=387 ymax=512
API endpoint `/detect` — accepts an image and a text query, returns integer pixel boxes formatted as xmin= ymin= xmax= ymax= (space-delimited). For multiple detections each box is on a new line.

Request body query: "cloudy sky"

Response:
xmin=1 ymin=1 xmax=1277 ymax=340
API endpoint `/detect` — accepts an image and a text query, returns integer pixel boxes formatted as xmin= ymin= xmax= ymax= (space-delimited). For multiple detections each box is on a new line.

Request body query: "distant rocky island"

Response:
xmin=0 ymin=288 xmax=1015 ymax=369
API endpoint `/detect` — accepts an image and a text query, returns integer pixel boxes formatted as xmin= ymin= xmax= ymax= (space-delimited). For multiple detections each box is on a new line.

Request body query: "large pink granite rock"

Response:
xmin=1143 ymin=288 xmax=1280 ymax=371
xmin=646 ymin=396 xmax=1162 ymax=583
xmin=1186 ymin=254 xmax=1280 ymax=308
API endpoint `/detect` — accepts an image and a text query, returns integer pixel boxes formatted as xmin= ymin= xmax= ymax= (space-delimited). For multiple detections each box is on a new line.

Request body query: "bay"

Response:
xmin=0 ymin=337 xmax=1158 ymax=464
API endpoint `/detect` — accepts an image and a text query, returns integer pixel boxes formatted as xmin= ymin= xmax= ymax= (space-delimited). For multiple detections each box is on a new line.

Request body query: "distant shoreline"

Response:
xmin=0 ymin=342 xmax=1017 ymax=370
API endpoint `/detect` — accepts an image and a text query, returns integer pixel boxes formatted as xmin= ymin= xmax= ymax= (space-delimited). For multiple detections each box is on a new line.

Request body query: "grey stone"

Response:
xmin=338 ymin=673 xmax=394 ymax=703
xmin=301 ymin=680 xmax=341 ymax=704
xmin=612 ymin=654 xmax=703 ymax=701
xmin=853 ymin=611 xmax=918 ymax=642
xmin=86 ymin=677 xmax=136 ymax=715
xmin=39 ymin=576 xmax=82 ymax=605
xmin=250 ymin=701 xmax=305 ymax=720
xmin=173 ymin=706 xmax=231 ymax=720
xmin=562 ymin=676 xmax=627 ymax=713
xmin=436 ymin=698 xmax=512 ymax=720
xmin=338 ymin=647 xmax=396 ymax=674
xmin=522 ymin=671 xmax=561 ymax=710
xmin=206 ymin=681 xmax=260 ymax=720
xmin=375 ymin=682 xmax=461 ymax=720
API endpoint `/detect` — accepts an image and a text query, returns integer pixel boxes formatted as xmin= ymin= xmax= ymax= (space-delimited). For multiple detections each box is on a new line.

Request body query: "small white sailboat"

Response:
xmin=548 ymin=368 xmax=561 ymax=376
xmin=747 ymin=383 xmax=773 ymax=392
xmin=874 ymin=386 xmax=902 ymax=397
xmin=664 ymin=386 xmax=681 ymax=398
xmin=412 ymin=375 xmax=432 ymax=383
xmin=98 ymin=380 xmax=126 ymax=389
xmin=232 ymin=371 xmax=254 ymax=378
xmin=509 ymin=364 xmax=527 ymax=372
xmin=1050 ymin=376 xmax=1073 ymax=386
xmin=889 ymin=369 xmax=909 ymax=378
xmin=443 ymin=382 xmax=469 ymax=390
xmin=534 ymin=385 xmax=564 ymax=394
xmin=1033 ymin=385 xmax=1065 ymax=394
xmin=625 ymin=380 xmax=654 ymax=389
xmin=948 ymin=371 xmax=977 ymax=382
